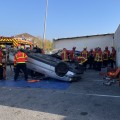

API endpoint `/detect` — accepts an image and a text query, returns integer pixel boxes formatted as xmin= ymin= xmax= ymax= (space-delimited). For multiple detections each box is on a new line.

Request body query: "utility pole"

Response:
xmin=42 ymin=0 xmax=48 ymax=50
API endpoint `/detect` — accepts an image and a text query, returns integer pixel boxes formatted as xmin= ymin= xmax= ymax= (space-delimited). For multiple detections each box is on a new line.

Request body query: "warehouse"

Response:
xmin=114 ymin=25 xmax=120 ymax=67
xmin=53 ymin=33 xmax=114 ymax=51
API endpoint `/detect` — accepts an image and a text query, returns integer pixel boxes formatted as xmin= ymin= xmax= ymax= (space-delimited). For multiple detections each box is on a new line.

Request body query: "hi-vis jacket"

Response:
xmin=110 ymin=48 xmax=116 ymax=61
xmin=103 ymin=50 xmax=110 ymax=60
xmin=81 ymin=50 xmax=89 ymax=59
xmin=94 ymin=51 xmax=103 ymax=62
xmin=14 ymin=51 xmax=28 ymax=65
xmin=77 ymin=56 xmax=87 ymax=64
xmin=61 ymin=49 xmax=69 ymax=61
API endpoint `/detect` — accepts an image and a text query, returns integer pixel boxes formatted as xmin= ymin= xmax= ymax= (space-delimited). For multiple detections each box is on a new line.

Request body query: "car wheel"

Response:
xmin=55 ymin=62 xmax=69 ymax=77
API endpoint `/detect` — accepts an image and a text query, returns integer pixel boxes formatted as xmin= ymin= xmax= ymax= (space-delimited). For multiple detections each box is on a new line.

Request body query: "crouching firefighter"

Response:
xmin=77 ymin=54 xmax=87 ymax=69
xmin=14 ymin=49 xmax=28 ymax=81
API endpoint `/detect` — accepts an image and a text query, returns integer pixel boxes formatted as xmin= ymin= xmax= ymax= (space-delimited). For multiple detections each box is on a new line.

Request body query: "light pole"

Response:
xmin=43 ymin=0 xmax=48 ymax=50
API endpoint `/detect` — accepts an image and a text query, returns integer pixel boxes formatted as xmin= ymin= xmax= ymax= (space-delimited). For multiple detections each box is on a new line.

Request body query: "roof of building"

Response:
xmin=53 ymin=33 xmax=114 ymax=41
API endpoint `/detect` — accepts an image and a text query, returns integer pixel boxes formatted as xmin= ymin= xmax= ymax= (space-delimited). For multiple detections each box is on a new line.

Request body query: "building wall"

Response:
xmin=114 ymin=25 xmax=120 ymax=67
xmin=53 ymin=34 xmax=114 ymax=51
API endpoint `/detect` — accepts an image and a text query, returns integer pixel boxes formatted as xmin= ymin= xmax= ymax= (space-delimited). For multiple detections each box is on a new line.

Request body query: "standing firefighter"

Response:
xmin=69 ymin=47 xmax=76 ymax=61
xmin=1 ymin=44 xmax=7 ymax=79
xmin=94 ymin=48 xmax=103 ymax=71
xmin=81 ymin=47 xmax=89 ymax=69
xmin=88 ymin=49 xmax=94 ymax=69
xmin=61 ymin=48 xmax=69 ymax=62
xmin=93 ymin=48 xmax=97 ymax=70
xmin=2 ymin=46 xmax=7 ymax=79
xmin=0 ymin=47 xmax=3 ymax=80
xmin=103 ymin=46 xmax=110 ymax=67
xmin=110 ymin=47 xmax=116 ymax=68
xmin=14 ymin=49 xmax=28 ymax=81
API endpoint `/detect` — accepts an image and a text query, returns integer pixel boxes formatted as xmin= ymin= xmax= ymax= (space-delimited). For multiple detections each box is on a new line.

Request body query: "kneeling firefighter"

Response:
xmin=77 ymin=53 xmax=87 ymax=67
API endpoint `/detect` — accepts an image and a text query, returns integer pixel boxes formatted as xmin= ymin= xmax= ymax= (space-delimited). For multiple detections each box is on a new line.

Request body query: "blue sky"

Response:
xmin=0 ymin=0 xmax=120 ymax=40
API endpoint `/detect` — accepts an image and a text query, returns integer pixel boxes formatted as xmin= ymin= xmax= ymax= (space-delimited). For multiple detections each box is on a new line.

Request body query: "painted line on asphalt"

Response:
xmin=55 ymin=91 xmax=120 ymax=98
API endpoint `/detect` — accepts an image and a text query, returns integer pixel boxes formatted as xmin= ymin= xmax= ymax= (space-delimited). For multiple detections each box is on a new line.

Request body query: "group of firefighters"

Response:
xmin=0 ymin=44 xmax=117 ymax=81
xmin=61 ymin=46 xmax=116 ymax=71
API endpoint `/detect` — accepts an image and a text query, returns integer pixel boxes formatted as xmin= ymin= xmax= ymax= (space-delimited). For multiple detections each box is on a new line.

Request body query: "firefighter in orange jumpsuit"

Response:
xmin=103 ymin=46 xmax=110 ymax=67
xmin=61 ymin=48 xmax=69 ymax=61
xmin=69 ymin=47 xmax=76 ymax=61
xmin=94 ymin=47 xmax=103 ymax=71
xmin=0 ymin=47 xmax=3 ymax=80
xmin=110 ymin=47 xmax=116 ymax=68
xmin=81 ymin=47 xmax=89 ymax=69
xmin=14 ymin=49 xmax=28 ymax=81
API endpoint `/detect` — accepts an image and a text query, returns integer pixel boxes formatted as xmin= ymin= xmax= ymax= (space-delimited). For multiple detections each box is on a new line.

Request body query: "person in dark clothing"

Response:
xmin=0 ymin=65 xmax=3 ymax=80
xmin=88 ymin=49 xmax=94 ymax=69
xmin=110 ymin=47 xmax=116 ymax=68
xmin=103 ymin=46 xmax=110 ymax=67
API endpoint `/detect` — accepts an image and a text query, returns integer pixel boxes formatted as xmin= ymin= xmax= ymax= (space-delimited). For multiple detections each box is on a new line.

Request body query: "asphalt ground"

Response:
xmin=0 ymin=67 xmax=120 ymax=120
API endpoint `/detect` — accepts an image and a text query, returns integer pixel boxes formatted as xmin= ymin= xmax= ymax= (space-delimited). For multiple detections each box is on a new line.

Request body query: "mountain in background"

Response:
xmin=15 ymin=33 xmax=53 ymax=51
xmin=15 ymin=33 xmax=37 ymax=39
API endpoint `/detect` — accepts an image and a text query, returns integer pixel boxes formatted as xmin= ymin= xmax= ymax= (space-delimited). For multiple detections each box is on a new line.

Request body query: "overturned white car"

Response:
xmin=9 ymin=49 xmax=84 ymax=82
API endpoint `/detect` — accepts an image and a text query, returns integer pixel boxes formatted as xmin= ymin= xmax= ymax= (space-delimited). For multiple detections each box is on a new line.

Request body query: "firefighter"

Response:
xmin=110 ymin=47 xmax=116 ymax=68
xmin=1 ymin=45 xmax=7 ymax=79
xmin=88 ymin=49 xmax=94 ymax=69
xmin=104 ymin=67 xmax=120 ymax=86
xmin=14 ymin=49 xmax=28 ymax=81
xmin=41 ymin=49 xmax=45 ymax=54
xmin=94 ymin=47 xmax=103 ymax=71
xmin=81 ymin=47 xmax=89 ymax=69
xmin=103 ymin=46 xmax=110 ymax=67
xmin=93 ymin=48 xmax=97 ymax=70
xmin=0 ymin=47 xmax=3 ymax=80
xmin=61 ymin=48 xmax=69 ymax=61
xmin=69 ymin=47 xmax=76 ymax=61
xmin=77 ymin=53 xmax=87 ymax=67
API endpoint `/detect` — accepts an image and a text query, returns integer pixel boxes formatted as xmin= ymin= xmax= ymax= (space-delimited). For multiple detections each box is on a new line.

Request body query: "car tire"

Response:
xmin=55 ymin=62 xmax=69 ymax=77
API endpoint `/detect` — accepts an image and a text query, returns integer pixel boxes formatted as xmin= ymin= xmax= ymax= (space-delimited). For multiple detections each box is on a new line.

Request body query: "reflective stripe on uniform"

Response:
xmin=17 ymin=62 xmax=25 ymax=63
